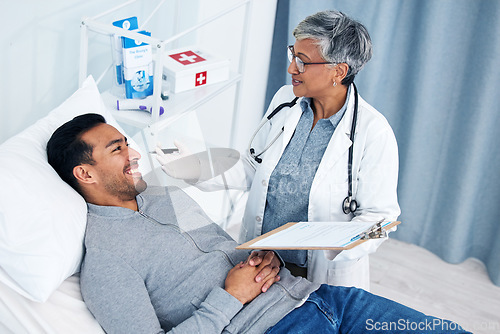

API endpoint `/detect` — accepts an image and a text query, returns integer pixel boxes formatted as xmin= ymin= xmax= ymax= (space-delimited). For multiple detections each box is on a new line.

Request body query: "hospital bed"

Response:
xmin=0 ymin=75 xmax=248 ymax=333
xmin=0 ymin=77 xmax=138 ymax=333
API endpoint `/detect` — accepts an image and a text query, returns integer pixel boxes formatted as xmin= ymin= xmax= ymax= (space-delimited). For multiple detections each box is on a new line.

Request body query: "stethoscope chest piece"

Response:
xmin=342 ymin=196 xmax=358 ymax=214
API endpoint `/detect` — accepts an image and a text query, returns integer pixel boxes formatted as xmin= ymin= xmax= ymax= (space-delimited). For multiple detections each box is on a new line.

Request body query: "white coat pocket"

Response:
xmin=329 ymin=180 xmax=348 ymax=220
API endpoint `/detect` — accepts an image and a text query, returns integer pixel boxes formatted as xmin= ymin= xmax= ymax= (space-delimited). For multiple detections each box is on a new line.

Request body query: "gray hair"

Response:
xmin=293 ymin=10 xmax=372 ymax=85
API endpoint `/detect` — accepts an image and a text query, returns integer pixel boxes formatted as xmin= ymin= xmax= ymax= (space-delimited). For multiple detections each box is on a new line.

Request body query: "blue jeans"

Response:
xmin=265 ymin=285 xmax=471 ymax=333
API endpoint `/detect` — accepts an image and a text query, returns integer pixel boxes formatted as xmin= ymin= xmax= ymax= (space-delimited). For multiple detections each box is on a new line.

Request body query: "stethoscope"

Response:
xmin=248 ymin=83 xmax=359 ymax=215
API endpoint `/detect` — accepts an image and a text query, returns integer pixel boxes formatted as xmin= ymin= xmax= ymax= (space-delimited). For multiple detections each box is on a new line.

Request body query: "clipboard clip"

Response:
xmin=359 ymin=220 xmax=388 ymax=240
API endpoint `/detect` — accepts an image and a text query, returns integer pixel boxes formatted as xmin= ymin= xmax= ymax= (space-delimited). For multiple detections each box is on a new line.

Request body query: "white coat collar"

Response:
xmin=281 ymin=103 xmax=303 ymax=153
xmin=321 ymin=83 xmax=358 ymax=168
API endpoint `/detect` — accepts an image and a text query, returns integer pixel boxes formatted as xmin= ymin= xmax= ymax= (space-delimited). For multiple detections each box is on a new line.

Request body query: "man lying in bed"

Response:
xmin=46 ymin=113 xmax=470 ymax=334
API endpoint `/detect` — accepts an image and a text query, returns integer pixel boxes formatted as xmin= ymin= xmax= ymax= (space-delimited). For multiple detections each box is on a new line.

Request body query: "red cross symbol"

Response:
xmin=169 ymin=51 xmax=206 ymax=65
xmin=195 ymin=71 xmax=207 ymax=86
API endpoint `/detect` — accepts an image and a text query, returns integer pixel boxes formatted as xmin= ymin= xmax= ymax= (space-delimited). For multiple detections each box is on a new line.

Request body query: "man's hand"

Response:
xmin=245 ymin=251 xmax=281 ymax=292
xmin=224 ymin=256 xmax=280 ymax=304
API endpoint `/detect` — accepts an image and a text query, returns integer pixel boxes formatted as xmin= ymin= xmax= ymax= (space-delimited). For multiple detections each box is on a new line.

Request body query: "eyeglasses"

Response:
xmin=287 ymin=45 xmax=336 ymax=73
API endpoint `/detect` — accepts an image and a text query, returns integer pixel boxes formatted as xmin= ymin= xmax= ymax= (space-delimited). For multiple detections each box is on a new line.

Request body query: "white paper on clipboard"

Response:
xmin=236 ymin=221 xmax=400 ymax=250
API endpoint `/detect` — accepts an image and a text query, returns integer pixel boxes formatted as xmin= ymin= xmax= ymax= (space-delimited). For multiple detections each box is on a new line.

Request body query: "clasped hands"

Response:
xmin=224 ymin=251 xmax=281 ymax=305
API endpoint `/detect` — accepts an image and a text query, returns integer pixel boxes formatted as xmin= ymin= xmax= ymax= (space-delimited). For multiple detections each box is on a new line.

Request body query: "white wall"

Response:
xmin=0 ymin=0 xmax=119 ymax=143
xmin=0 ymin=0 xmax=277 ymax=149
xmin=195 ymin=0 xmax=277 ymax=150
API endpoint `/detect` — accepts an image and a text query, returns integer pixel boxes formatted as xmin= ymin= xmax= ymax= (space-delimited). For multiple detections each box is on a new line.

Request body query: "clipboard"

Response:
xmin=236 ymin=220 xmax=401 ymax=250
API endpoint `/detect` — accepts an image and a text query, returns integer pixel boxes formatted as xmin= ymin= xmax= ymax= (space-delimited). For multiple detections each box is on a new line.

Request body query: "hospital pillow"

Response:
xmin=0 ymin=76 xmax=135 ymax=302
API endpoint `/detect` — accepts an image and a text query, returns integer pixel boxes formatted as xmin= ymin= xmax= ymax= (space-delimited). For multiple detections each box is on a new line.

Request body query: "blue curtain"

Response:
xmin=266 ymin=0 xmax=500 ymax=285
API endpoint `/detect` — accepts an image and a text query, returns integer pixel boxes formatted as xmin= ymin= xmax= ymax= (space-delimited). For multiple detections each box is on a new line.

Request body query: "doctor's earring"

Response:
xmin=333 ymin=81 xmax=337 ymax=87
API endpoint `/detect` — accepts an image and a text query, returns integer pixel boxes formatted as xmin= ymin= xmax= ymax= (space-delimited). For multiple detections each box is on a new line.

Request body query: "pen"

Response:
xmin=350 ymin=234 xmax=362 ymax=243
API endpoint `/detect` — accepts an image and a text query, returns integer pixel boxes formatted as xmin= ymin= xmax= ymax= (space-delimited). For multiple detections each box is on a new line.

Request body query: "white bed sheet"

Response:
xmin=0 ymin=274 xmax=103 ymax=334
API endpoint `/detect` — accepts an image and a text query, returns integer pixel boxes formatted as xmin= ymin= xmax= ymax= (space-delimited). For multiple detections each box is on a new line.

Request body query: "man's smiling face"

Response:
xmin=80 ymin=123 xmax=147 ymax=204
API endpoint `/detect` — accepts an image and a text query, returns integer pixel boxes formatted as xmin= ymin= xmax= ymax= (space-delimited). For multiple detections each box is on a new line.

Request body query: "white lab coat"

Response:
xmin=237 ymin=84 xmax=401 ymax=290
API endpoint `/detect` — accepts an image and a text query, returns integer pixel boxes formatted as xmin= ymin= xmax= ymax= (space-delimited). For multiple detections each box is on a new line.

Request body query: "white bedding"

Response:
xmin=0 ymin=274 xmax=103 ymax=334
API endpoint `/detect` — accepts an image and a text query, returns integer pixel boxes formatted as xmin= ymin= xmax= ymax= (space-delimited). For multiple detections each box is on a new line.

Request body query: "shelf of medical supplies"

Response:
xmin=80 ymin=0 xmax=251 ymax=139
xmin=103 ymin=72 xmax=242 ymax=133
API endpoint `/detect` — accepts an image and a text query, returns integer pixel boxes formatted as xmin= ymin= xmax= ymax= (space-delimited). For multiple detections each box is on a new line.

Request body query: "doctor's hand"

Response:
xmin=155 ymin=141 xmax=201 ymax=181
xmin=244 ymin=251 xmax=281 ymax=292
xmin=225 ymin=260 xmax=280 ymax=304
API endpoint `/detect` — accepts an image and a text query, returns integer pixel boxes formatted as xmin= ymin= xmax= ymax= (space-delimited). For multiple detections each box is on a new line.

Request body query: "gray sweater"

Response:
xmin=80 ymin=186 xmax=320 ymax=334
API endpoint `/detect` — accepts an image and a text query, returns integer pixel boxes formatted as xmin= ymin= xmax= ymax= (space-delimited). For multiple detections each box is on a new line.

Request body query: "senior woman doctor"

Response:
xmin=245 ymin=10 xmax=400 ymax=290
xmin=156 ymin=10 xmax=400 ymax=290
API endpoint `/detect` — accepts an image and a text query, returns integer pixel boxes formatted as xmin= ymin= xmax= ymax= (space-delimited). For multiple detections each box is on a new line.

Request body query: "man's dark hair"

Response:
xmin=47 ymin=113 xmax=106 ymax=194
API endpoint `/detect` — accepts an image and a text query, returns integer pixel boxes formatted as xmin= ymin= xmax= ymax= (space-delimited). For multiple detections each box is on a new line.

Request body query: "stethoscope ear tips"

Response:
xmin=250 ymin=148 xmax=262 ymax=163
